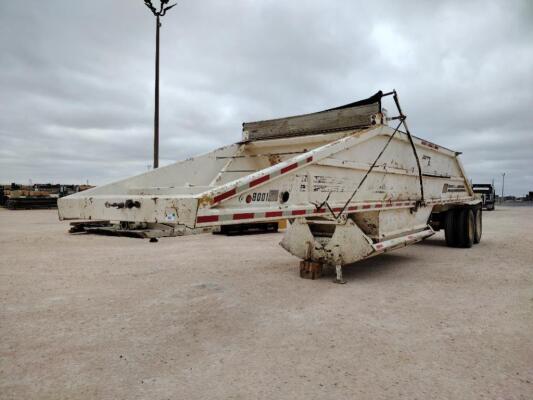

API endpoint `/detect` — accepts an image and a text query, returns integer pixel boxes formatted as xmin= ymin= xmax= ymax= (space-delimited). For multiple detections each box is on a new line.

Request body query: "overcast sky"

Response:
xmin=1 ymin=0 xmax=532 ymax=195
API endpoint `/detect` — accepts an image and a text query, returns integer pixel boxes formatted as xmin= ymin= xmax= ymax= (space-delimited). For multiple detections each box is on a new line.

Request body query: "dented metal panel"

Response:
xmin=243 ymin=91 xmax=384 ymax=141
xmin=243 ymin=104 xmax=381 ymax=141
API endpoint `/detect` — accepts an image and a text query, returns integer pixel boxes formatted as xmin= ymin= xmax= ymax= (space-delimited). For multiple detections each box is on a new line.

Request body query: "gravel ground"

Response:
xmin=0 ymin=207 xmax=532 ymax=400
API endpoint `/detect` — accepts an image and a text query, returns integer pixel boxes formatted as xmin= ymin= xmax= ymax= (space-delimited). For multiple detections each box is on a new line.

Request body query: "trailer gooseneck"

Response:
xmin=58 ymin=91 xmax=482 ymax=282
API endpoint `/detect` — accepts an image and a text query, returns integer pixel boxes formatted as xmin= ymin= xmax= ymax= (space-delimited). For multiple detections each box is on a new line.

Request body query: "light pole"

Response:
xmin=501 ymin=172 xmax=506 ymax=203
xmin=144 ymin=0 xmax=176 ymax=169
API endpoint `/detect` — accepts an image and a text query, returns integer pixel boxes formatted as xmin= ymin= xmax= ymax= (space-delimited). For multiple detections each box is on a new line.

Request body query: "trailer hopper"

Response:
xmin=58 ymin=90 xmax=481 ymax=282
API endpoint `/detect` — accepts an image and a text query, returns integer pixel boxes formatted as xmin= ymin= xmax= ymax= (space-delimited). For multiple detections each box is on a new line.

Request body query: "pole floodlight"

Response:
xmin=144 ymin=0 xmax=177 ymax=169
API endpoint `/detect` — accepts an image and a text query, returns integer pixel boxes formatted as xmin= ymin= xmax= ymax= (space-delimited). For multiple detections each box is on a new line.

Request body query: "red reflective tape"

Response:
xmin=233 ymin=213 xmax=254 ymax=220
xmin=291 ymin=209 xmax=306 ymax=216
xmin=197 ymin=215 xmax=219 ymax=223
xmin=333 ymin=207 xmax=343 ymax=212
xmin=348 ymin=206 xmax=358 ymax=211
xmin=213 ymin=188 xmax=236 ymax=204
xmin=422 ymin=140 xmax=439 ymax=150
xmin=362 ymin=204 xmax=371 ymax=209
xmin=281 ymin=163 xmax=298 ymax=174
xmin=314 ymin=208 xmax=326 ymax=213
xmin=250 ymin=174 xmax=270 ymax=187
xmin=375 ymin=204 xmax=383 ymax=208
xmin=385 ymin=203 xmax=393 ymax=207
xmin=306 ymin=156 xmax=313 ymax=163
xmin=265 ymin=211 xmax=283 ymax=218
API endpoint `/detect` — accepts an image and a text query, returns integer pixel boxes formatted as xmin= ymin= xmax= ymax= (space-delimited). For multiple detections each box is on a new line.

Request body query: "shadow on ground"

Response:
xmin=335 ymin=253 xmax=413 ymax=280
xmin=417 ymin=238 xmax=447 ymax=247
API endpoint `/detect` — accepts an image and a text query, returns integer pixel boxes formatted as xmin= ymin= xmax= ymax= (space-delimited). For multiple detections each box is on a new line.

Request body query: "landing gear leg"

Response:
xmin=333 ymin=264 xmax=347 ymax=284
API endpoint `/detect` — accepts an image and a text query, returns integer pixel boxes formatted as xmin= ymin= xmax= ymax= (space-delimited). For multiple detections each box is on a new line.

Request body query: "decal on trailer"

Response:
xmin=165 ymin=209 xmax=177 ymax=222
xmin=298 ymin=174 xmax=349 ymax=193
xmin=314 ymin=176 xmax=349 ymax=193
xmin=241 ymin=189 xmax=280 ymax=203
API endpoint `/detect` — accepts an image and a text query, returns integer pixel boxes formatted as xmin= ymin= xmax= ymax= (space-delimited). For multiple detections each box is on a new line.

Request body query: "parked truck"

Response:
xmin=472 ymin=184 xmax=496 ymax=210
xmin=58 ymin=91 xmax=482 ymax=283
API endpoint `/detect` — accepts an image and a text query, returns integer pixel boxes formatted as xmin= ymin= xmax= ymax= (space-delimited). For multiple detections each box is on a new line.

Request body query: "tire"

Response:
xmin=456 ymin=208 xmax=475 ymax=248
xmin=444 ymin=209 xmax=458 ymax=247
xmin=473 ymin=208 xmax=482 ymax=244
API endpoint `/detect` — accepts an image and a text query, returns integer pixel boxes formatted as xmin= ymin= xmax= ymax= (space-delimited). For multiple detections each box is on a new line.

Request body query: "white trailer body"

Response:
xmin=58 ymin=91 xmax=481 ymax=280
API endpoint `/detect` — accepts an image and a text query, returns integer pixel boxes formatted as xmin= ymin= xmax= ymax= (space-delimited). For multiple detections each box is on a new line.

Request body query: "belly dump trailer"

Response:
xmin=58 ymin=90 xmax=482 ymax=283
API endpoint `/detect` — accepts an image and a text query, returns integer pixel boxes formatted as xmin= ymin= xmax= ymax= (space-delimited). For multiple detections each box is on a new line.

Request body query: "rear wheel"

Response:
xmin=444 ymin=209 xmax=458 ymax=247
xmin=456 ymin=208 xmax=475 ymax=248
xmin=474 ymin=208 xmax=482 ymax=244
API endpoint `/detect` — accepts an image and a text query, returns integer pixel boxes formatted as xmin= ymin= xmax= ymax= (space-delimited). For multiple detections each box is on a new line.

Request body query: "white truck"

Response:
xmin=58 ymin=90 xmax=482 ymax=283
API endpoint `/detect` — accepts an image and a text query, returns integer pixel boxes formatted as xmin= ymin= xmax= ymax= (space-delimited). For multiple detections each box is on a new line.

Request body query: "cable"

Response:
xmin=392 ymin=91 xmax=425 ymax=206
xmin=314 ymin=120 xmax=403 ymax=219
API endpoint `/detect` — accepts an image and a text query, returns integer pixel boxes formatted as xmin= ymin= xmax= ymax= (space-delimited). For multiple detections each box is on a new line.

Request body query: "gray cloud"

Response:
xmin=0 ymin=0 xmax=532 ymax=195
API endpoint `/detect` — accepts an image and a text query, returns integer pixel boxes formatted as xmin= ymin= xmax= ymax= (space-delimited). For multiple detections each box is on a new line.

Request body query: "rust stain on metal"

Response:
xmin=198 ymin=194 xmax=213 ymax=207
xmin=268 ymin=154 xmax=281 ymax=166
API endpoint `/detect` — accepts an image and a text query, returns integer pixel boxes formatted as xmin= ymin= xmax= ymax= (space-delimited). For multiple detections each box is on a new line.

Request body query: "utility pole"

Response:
xmin=144 ymin=0 xmax=176 ymax=169
xmin=501 ymin=172 xmax=506 ymax=203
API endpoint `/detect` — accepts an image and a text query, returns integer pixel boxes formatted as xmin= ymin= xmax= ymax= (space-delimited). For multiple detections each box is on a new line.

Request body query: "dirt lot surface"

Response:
xmin=1 ymin=207 xmax=532 ymax=399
